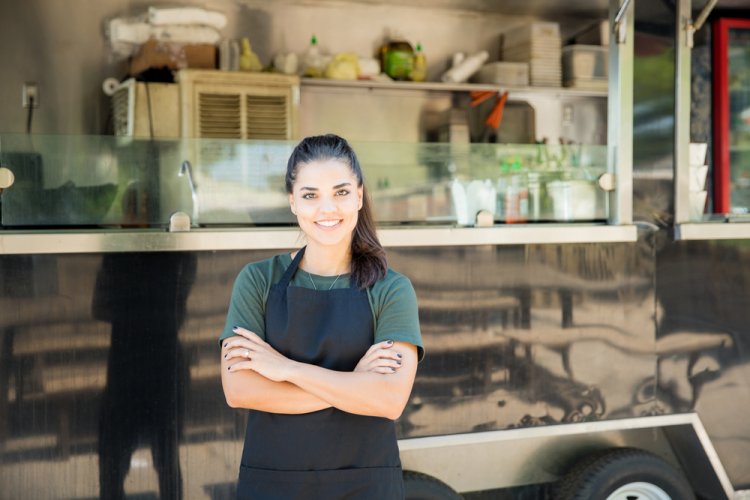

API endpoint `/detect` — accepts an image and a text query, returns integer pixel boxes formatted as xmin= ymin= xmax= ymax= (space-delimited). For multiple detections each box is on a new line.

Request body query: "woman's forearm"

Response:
xmin=285 ymin=343 xmax=418 ymax=420
xmin=221 ymin=356 xmax=331 ymax=414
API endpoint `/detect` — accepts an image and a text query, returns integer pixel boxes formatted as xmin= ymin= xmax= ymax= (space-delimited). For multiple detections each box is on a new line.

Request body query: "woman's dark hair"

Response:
xmin=286 ymin=134 xmax=387 ymax=288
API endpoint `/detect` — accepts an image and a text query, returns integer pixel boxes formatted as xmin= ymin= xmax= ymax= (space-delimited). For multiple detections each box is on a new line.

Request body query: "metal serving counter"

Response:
xmin=0 ymin=225 xmax=637 ymax=255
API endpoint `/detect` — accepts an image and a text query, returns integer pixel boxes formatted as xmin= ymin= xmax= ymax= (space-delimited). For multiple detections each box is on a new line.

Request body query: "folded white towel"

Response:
xmin=148 ymin=7 xmax=227 ymax=30
xmin=108 ymin=18 xmax=220 ymax=46
xmin=108 ymin=18 xmax=151 ymax=45
xmin=150 ymin=25 xmax=221 ymax=44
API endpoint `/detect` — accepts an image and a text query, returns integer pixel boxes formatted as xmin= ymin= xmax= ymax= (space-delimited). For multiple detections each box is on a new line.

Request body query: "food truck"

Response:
xmin=1 ymin=0 xmax=750 ymax=498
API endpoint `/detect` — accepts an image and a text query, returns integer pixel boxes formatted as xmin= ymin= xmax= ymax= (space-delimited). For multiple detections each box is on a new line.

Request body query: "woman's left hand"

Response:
xmin=223 ymin=326 xmax=295 ymax=382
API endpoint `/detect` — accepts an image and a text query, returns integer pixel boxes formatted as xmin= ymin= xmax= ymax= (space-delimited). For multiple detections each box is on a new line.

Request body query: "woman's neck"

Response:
xmin=300 ymin=243 xmax=351 ymax=276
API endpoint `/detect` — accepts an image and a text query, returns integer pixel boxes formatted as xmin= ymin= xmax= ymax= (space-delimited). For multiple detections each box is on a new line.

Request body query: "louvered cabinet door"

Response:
xmin=188 ymin=83 xmax=295 ymax=140
xmin=245 ymin=86 xmax=294 ymax=140
xmin=192 ymin=84 xmax=244 ymax=139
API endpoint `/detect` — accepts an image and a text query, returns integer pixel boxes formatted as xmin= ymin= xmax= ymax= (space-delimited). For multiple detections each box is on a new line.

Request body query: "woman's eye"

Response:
xmin=302 ymin=193 xmax=316 ymax=200
xmin=336 ymin=189 xmax=350 ymax=196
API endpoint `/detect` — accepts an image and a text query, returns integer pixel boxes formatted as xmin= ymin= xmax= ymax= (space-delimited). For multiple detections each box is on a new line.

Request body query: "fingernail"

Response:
xmin=386 ymin=340 xmax=393 ymax=345
xmin=391 ymin=367 xmax=396 ymax=372
xmin=397 ymin=360 xmax=402 ymax=365
xmin=232 ymin=326 xmax=239 ymax=331
xmin=224 ymin=353 xmax=227 ymax=358
xmin=223 ymin=342 xmax=228 ymax=348
xmin=396 ymin=353 xmax=402 ymax=358
xmin=227 ymin=366 xmax=231 ymax=371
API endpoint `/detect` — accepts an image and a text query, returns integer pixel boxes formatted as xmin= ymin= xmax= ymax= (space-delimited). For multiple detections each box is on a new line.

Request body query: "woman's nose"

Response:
xmin=319 ymin=197 xmax=336 ymax=212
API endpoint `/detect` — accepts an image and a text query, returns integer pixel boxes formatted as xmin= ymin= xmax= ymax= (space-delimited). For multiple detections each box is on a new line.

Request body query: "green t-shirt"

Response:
xmin=220 ymin=253 xmax=424 ymax=360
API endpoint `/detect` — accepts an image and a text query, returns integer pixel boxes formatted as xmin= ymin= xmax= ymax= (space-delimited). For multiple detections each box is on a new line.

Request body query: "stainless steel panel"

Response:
xmin=656 ymin=238 xmax=750 ymax=488
xmin=0 ymin=239 xmax=656 ymax=497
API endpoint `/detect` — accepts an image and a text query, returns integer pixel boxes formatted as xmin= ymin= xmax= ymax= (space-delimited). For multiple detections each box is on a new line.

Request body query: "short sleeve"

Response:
xmin=219 ymin=264 xmax=267 ymax=345
xmin=373 ymin=273 xmax=424 ymax=361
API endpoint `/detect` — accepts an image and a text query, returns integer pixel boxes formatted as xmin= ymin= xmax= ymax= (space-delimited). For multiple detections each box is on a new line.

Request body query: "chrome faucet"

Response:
xmin=179 ymin=160 xmax=199 ymax=225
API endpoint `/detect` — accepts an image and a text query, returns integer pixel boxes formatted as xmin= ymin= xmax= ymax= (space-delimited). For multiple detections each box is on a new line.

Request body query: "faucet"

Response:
xmin=179 ymin=160 xmax=199 ymax=225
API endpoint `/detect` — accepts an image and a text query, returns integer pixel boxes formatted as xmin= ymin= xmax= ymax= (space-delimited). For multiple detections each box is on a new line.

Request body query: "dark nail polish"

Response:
xmin=224 ymin=353 xmax=227 ymax=358
xmin=397 ymin=360 xmax=402 ymax=365
xmin=386 ymin=340 xmax=393 ymax=345
xmin=396 ymin=353 xmax=402 ymax=358
xmin=223 ymin=342 xmax=228 ymax=348
xmin=227 ymin=366 xmax=231 ymax=371
xmin=232 ymin=326 xmax=239 ymax=331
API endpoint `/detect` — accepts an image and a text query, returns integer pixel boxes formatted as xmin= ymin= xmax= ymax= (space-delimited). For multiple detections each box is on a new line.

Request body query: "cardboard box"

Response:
xmin=129 ymin=38 xmax=216 ymax=76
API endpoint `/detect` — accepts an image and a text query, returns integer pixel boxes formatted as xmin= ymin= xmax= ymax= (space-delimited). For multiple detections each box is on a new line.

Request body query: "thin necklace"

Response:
xmin=307 ymin=270 xmax=342 ymax=291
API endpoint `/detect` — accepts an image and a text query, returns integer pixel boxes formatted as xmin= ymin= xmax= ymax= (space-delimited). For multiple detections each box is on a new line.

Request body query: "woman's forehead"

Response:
xmin=294 ymin=159 xmax=356 ymax=184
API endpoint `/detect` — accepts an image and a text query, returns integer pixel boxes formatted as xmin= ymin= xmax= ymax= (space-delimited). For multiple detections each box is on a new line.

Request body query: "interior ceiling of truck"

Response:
xmin=328 ymin=0 xmax=729 ymax=19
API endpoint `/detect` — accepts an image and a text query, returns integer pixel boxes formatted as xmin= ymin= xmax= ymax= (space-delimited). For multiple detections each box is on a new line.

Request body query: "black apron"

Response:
xmin=237 ymin=248 xmax=405 ymax=500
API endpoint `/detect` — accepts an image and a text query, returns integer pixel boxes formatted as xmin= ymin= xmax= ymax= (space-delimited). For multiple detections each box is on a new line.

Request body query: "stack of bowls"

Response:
xmin=689 ymin=143 xmax=709 ymax=220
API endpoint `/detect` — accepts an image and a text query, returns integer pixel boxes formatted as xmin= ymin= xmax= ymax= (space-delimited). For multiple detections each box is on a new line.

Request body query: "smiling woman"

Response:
xmin=219 ymin=134 xmax=424 ymax=500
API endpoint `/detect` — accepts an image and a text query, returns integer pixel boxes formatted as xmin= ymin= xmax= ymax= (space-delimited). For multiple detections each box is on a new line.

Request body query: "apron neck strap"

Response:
xmin=280 ymin=246 xmax=306 ymax=287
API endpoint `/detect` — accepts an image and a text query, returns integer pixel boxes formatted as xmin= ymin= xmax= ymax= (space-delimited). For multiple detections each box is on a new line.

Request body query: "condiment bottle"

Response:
xmin=239 ymin=38 xmax=263 ymax=72
xmin=302 ymin=34 xmax=324 ymax=78
xmin=411 ymin=42 xmax=427 ymax=82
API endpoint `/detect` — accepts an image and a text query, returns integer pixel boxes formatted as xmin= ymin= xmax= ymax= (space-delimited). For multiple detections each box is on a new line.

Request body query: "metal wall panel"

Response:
xmin=0 ymin=242 xmax=656 ymax=498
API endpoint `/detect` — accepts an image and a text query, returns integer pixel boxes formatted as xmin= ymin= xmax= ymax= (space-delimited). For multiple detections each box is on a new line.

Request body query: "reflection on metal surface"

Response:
xmin=1 ymin=238 xmax=749 ymax=496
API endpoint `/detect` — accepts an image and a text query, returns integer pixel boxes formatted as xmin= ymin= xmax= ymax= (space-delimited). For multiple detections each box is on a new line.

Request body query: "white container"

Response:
xmin=690 ymin=164 xmax=709 ymax=192
xmin=690 ymin=142 xmax=708 ymax=166
xmin=475 ymin=62 xmax=529 ymax=86
xmin=547 ymin=180 xmax=600 ymax=221
xmin=562 ymin=45 xmax=608 ymax=80
xmin=690 ymin=190 xmax=708 ymax=220
xmin=441 ymin=51 xmax=489 ymax=83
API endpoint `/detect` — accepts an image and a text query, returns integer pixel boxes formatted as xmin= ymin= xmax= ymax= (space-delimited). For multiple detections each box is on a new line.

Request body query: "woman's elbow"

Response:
xmin=222 ymin=377 xmax=245 ymax=409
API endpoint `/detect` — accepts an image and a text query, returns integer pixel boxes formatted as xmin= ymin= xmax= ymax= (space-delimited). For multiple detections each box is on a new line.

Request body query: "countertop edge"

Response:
xmin=0 ymin=225 xmax=638 ymax=255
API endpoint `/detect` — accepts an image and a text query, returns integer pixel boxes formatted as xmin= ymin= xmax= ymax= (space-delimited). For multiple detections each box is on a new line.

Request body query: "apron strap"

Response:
xmin=279 ymin=246 xmax=305 ymax=288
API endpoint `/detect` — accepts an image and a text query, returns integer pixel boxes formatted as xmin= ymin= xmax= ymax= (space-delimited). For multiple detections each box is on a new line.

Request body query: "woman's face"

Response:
xmin=288 ymin=158 xmax=363 ymax=249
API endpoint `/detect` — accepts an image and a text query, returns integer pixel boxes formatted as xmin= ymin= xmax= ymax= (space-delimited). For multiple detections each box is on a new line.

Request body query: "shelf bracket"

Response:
xmin=613 ymin=0 xmax=632 ymax=44
xmin=685 ymin=0 xmax=718 ymax=48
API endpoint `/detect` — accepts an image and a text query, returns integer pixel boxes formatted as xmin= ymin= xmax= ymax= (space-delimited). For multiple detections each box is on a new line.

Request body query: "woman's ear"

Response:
xmin=357 ymin=186 xmax=364 ymax=210
xmin=289 ymin=193 xmax=296 ymax=215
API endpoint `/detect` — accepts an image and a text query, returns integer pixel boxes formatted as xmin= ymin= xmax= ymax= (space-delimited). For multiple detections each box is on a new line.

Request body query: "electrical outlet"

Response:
xmin=22 ymin=82 xmax=39 ymax=108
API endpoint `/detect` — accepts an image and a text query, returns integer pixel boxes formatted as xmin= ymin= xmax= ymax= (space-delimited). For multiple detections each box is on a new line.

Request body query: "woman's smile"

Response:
xmin=316 ymin=219 xmax=343 ymax=229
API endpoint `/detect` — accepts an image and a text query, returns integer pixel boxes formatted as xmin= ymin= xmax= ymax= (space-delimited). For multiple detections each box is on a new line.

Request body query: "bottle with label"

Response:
xmin=382 ymin=37 xmax=414 ymax=81
xmin=504 ymin=159 xmax=529 ymax=224
xmin=411 ymin=42 xmax=427 ymax=82
xmin=302 ymin=35 xmax=324 ymax=78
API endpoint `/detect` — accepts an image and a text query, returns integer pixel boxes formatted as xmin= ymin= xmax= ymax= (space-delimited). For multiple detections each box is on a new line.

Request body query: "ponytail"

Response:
xmin=286 ymin=134 xmax=387 ymax=288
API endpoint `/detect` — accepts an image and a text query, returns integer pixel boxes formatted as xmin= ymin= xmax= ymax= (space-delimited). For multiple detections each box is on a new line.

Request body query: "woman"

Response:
xmin=220 ymin=134 xmax=423 ymax=499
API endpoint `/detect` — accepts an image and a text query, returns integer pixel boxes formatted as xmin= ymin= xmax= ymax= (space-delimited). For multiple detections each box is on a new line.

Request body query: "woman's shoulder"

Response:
xmin=370 ymin=267 xmax=415 ymax=296
xmin=237 ymin=253 xmax=292 ymax=285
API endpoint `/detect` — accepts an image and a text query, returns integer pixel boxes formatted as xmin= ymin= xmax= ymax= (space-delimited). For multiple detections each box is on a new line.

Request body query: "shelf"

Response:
xmin=0 ymin=224 xmax=637 ymax=255
xmin=300 ymin=78 xmax=608 ymax=98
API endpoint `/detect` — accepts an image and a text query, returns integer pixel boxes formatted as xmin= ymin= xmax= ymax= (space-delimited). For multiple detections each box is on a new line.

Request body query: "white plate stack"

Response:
xmin=500 ymin=22 xmax=561 ymax=87
xmin=689 ymin=142 xmax=709 ymax=220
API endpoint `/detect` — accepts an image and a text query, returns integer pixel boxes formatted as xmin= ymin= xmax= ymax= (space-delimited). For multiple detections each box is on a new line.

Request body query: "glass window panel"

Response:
xmin=0 ymin=134 xmax=608 ymax=228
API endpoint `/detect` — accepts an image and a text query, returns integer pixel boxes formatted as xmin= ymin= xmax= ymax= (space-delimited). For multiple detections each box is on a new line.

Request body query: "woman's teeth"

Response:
xmin=317 ymin=220 xmax=340 ymax=227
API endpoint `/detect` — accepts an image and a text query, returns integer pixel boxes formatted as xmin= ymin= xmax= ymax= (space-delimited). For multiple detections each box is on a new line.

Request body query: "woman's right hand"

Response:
xmin=354 ymin=340 xmax=403 ymax=374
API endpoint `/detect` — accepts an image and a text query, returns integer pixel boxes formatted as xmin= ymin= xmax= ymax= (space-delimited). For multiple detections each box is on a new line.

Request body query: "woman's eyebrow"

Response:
xmin=299 ymin=182 xmax=352 ymax=191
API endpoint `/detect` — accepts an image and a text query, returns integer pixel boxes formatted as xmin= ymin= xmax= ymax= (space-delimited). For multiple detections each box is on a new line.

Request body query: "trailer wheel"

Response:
xmin=403 ymin=471 xmax=462 ymax=500
xmin=556 ymin=448 xmax=694 ymax=500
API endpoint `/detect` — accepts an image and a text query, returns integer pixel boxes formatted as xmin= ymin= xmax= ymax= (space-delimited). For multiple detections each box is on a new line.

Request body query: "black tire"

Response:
xmin=556 ymin=448 xmax=695 ymax=500
xmin=403 ymin=470 xmax=463 ymax=500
